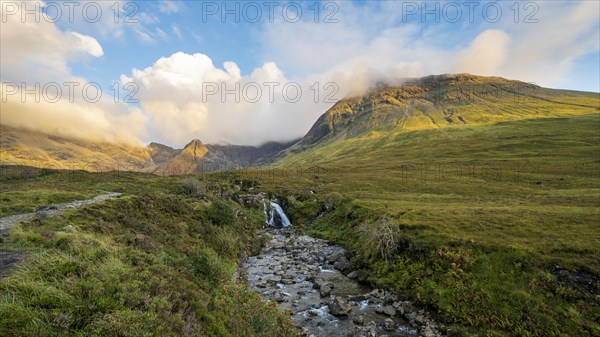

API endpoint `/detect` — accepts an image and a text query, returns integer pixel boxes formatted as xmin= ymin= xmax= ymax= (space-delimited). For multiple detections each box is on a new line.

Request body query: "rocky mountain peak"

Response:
xmin=184 ymin=139 xmax=204 ymax=148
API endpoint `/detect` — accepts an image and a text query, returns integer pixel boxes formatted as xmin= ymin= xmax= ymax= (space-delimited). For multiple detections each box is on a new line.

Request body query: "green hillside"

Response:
xmin=258 ymin=104 xmax=600 ymax=335
xmin=284 ymin=74 xmax=599 ymax=156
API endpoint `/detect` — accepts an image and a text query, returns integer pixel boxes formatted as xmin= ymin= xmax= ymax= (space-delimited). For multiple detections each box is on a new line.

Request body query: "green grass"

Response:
xmin=249 ymin=113 xmax=600 ymax=336
xmin=0 ymin=190 xmax=96 ymax=217
xmin=0 ymin=167 xmax=184 ymax=217
xmin=0 ymin=173 xmax=295 ymax=337
xmin=1 ymin=92 xmax=598 ymax=336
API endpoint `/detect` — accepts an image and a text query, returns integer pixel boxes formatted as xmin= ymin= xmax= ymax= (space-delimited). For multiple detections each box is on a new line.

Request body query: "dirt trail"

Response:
xmin=0 ymin=192 xmax=122 ymax=277
xmin=0 ymin=192 xmax=121 ymax=234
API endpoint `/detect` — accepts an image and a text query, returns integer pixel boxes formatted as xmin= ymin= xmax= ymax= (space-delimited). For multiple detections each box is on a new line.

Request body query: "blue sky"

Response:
xmin=2 ymin=0 xmax=599 ymax=146
xmin=57 ymin=0 xmax=600 ymax=92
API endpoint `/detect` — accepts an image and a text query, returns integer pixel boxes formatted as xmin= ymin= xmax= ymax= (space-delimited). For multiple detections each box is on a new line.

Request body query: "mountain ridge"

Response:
xmin=1 ymin=74 xmax=598 ymax=175
xmin=279 ymin=73 xmax=598 ymax=157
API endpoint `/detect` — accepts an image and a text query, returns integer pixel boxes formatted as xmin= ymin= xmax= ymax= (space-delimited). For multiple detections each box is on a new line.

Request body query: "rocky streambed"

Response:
xmin=243 ymin=228 xmax=444 ymax=337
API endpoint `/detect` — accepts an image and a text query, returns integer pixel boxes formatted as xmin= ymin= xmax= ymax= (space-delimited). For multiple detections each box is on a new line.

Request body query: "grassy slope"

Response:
xmin=0 ymin=167 xmax=182 ymax=217
xmin=253 ymin=109 xmax=600 ymax=336
xmin=0 ymin=170 xmax=295 ymax=337
xmin=0 ymin=126 xmax=152 ymax=172
xmin=286 ymin=76 xmax=599 ymax=155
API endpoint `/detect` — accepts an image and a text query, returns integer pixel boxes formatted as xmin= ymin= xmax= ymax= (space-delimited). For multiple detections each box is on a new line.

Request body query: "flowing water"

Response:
xmin=264 ymin=201 xmax=292 ymax=228
xmin=244 ymin=226 xmax=421 ymax=337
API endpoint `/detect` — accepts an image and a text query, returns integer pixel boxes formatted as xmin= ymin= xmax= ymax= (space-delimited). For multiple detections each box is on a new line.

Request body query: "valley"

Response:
xmin=0 ymin=74 xmax=599 ymax=336
xmin=3 ymin=0 xmax=599 ymax=334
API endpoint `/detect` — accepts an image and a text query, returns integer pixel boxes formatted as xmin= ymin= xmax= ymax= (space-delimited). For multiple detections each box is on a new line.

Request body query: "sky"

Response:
xmin=1 ymin=0 xmax=599 ymax=147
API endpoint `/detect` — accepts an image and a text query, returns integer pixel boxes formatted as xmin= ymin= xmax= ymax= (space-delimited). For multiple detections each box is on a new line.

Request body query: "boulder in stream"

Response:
xmin=384 ymin=318 xmax=396 ymax=331
xmin=271 ymin=290 xmax=287 ymax=303
xmin=352 ymin=314 xmax=365 ymax=325
xmin=328 ymin=296 xmax=352 ymax=316
xmin=326 ymin=252 xmax=342 ymax=263
xmin=334 ymin=257 xmax=352 ymax=272
xmin=376 ymin=305 xmax=397 ymax=317
xmin=369 ymin=288 xmax=386 ymax=299
xmin=346 ymin=270 xmax=359 ymax=279
xmin=421 ymin=325 xmax=437 ymax=337
xmin=319 ymin=282 xmax=335 ymax=298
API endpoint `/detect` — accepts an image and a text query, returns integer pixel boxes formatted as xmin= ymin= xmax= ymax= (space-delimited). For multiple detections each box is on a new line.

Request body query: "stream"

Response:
xmin=244 ymin=227 xmax=442 ymax=337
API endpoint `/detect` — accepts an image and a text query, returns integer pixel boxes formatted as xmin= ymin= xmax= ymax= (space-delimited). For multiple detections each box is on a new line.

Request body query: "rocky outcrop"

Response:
xmin=148 ymin=138 xmax=300 ymax=175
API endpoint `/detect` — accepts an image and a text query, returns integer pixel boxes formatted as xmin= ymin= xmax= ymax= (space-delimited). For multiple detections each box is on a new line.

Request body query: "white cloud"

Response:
xmin=498 ymin=1 xmax=600 ymax=86
xmin=1 ymin=87 xmax=145 ymax=145
xmin=0 ymin=0 xmax=104 ymax=82
xmin=29 ymin=0 xmax=166 ymax=44
xmin=155 ymin=27 xmax=167 ymax=40
xmin=69 ymin=32 xmax=104 ymax=58
xmin=134 ymin=29 xmax=153 ymax=43
xmin=172 ymin=24 xmax=183 ymax=40
xmin=0 ymin=1 xmax=144 ymax=145
xmin=191 ymin=32 xmax=204 ymax=44
xmin=158 ymin=0 xmax=184 ymax=14
xmin=260 ymin=1 xmax=599 ymax=91
xmin=2 ymin=0 xmax=598 ymax=149
xmin=453 ymin=29 xmax=511 ymax=75
xmin=123 ymin=52 xmax=336 ymax=146
xmin=45 ymin=0 xmax=134 ymax=41
xmin=125 ymin=1 xmax=598 ymax=147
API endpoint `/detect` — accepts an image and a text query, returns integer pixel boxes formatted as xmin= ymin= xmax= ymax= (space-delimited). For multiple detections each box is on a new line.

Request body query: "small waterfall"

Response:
xmin=264 ymin=201 xmax=292 ymax=228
